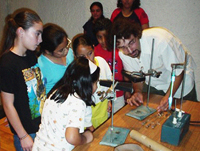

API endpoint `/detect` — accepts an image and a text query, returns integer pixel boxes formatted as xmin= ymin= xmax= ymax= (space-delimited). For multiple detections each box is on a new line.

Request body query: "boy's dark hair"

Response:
xmin=39 ymin=23 xmax=68 ymax=55
xmin=117 ymin=0 xmax=141 ymax=10
xmin=93 ymin=18 xmax=112 ymax=51
xmin=109 ymin=18 xmax=142 ymax=49
xmin=93 ymin=18 xmax=112 ymax=35
xmin=48 ymin=57 xmax=100 ymax=106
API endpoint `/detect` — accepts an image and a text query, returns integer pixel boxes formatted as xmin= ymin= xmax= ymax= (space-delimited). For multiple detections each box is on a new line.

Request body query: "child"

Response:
xmin=38 ymin=23 xmax=74 ymax=94
xmin=94 ymin=18 xmax=125 ymax=113
xmin=0 ymin=8 xmax=44 ymax=151
xmin=32 ymin=57 xmax=99 ymax=150
xmin=72 ymin=34 xmax=112 ymax=129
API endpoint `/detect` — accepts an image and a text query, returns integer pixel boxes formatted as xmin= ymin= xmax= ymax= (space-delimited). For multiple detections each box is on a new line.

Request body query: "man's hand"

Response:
xmin=157 ymin=72 xmax=184 ymax=113
xmin=124 ymin=92 xmax=132 ymax=100
xmin=126 ymin=92 xmax=143 ymax=106
xmin=157 ymin=96 xmax=169 ymax=112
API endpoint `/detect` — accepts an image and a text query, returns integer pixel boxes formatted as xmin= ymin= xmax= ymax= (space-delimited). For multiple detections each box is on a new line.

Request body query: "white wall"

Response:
xmin=0 ymin=0 xmax=199 ymax=100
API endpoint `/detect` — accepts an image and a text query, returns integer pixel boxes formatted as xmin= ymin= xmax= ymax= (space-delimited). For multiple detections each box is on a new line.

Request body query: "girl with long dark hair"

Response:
xmin=33 ymin=57 xmax=100 ymax=150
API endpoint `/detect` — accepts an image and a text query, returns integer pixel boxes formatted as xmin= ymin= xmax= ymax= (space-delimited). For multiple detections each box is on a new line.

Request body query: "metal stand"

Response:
xmin=100 ymin=35 xmax=129 ymax=147
xmin=161 ymin=52 xmax=190 ymax=146
xmin=168 ymin=52 xmax=188 ymax=117
xmin=126 ymin=39 xmax=158 ymax=120
xmin=126 ymin=105 xmax=156 ymax=120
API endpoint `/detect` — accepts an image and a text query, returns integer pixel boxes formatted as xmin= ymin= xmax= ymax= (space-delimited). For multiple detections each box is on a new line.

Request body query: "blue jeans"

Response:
xmin=13 ymin=133 xmax=36 ymax=151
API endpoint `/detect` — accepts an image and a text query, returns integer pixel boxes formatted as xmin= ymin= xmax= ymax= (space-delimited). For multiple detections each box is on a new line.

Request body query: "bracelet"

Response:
xmin=19 ymin=133 xmax=28 ymax=141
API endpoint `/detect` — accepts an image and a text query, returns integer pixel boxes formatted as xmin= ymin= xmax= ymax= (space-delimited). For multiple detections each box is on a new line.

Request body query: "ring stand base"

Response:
xmin=126 ymin=105 xmax=156 ymax=120
xmin=100 ymin=126 xmax=130 ymax=147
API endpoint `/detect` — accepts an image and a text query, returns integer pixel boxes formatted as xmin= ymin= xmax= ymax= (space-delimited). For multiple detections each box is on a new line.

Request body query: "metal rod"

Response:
xmin=174 ymin=99 xmax=177 ymax=118
xmin=147 ymin=39 xmax=155 ymax=108
xmin=111 ymin=35 xmax=116 ymax=130
xmin=172 ymin=99 xmax=177 ymax=124
xmin=179 ymin=52 xmax=187 ymax=117
xmin=150 ymin=39 xmax=155 ymax=70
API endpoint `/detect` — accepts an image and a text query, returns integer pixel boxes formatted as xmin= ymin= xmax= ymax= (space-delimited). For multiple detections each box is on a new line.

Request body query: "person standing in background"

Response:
xmin=38 ymin=23 xmax=74 ymax=94
xmin=83 ymin=1 xmax=105 ymax=46
xmin=0 ymin=8 xmax=44 ymax=151
xmin=110 ymin=0 xmax=149 ymax=30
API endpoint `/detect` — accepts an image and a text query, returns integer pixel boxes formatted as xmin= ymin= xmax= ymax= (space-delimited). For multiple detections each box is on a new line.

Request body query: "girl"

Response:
xmin=83 ymin=2 xmax=105 ymax=46
xmin=0 ymin=8 xmax=43 ymax=151
xmin=33 ymin=57 xmax=99 ymax=150
xmin=72 ymin=34 xmax=112 ymax=129
xmin=38 ymin=23 xmax=74 ymax=94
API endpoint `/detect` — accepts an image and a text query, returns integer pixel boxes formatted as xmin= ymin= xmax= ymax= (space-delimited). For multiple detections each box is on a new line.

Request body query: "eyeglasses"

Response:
xmin=66 ymin=38 xmax=71 ymax=49
xmin=117 ymin=38 xmax=136 ymax=53
xmin=52 ymin=38 xmax=72 ymax=57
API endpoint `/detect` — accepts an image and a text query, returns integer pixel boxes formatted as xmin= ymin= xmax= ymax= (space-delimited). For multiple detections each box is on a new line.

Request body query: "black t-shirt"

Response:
xmin=83 ymin=19 xmax=99 ymax=46
xmin=113 ymin=11 xmax=141 ymax=26
xmin=0 ymin=50 xmax=43 ymax=134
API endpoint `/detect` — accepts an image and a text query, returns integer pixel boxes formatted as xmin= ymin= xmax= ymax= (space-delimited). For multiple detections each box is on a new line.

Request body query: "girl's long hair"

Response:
xmin=48 ymin=57 xmax=99 ymax=106
xmin=0 ymin=8 xmax=42 ymax=57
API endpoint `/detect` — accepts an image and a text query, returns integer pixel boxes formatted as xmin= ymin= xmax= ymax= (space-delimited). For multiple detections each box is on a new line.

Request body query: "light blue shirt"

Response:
xmin=38 ymin=48 xmax=74 ymax=94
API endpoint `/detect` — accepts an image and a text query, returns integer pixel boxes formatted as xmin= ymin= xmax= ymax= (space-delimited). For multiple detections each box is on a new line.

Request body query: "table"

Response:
xmin=73 ymin=94 xmax=200 ymax=151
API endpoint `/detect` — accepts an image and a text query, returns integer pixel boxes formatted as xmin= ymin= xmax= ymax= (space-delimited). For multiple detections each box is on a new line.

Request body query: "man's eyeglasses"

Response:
xmin=117 ymin=38 xmax=136 ymax=52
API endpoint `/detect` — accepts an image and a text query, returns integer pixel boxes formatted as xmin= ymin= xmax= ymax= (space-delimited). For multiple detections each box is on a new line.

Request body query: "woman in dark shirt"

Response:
xmin=83 ymin=2 xmax=105 ymax=46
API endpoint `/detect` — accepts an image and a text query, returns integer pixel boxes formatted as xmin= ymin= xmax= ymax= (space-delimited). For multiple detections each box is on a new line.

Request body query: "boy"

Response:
xmin=94 ymin=18 xmax=125 ymax=112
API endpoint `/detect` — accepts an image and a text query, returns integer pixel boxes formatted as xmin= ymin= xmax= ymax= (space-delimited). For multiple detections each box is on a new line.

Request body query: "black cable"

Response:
xmin=189 ymin=124 xmax=200 ymax=126
xmin=190 ymin=121 xmax=200 ymax=123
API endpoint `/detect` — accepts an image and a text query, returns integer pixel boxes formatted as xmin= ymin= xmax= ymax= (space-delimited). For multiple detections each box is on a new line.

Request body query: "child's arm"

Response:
xmin=1 ymin=91 xmax=34 ymax=150
xmin=65 ymin=127 xmax=93 ymax=145
xmin=107 ymin=100 xmax=112 ymax=113
xmin=85 ymin=125 xmax=95 ymax=132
